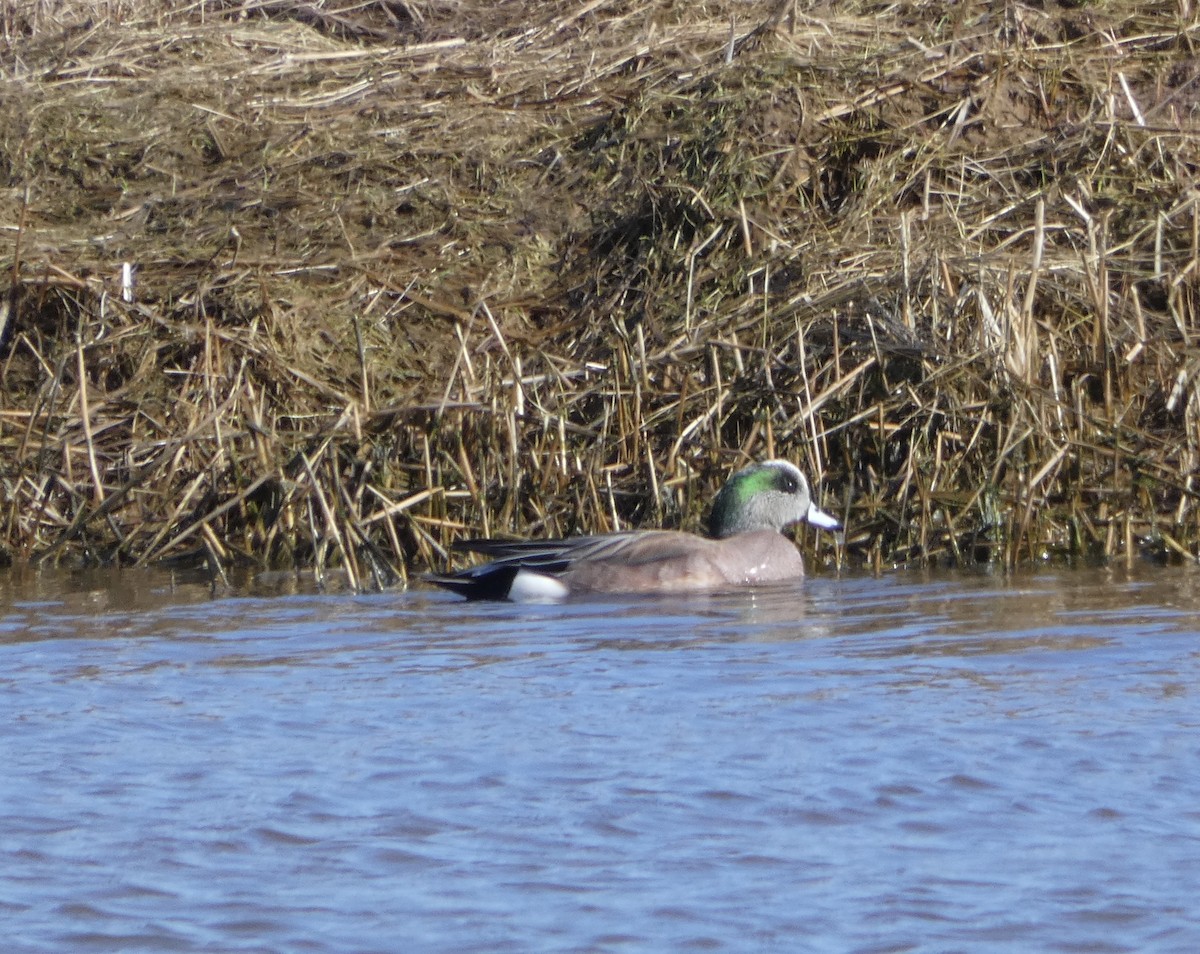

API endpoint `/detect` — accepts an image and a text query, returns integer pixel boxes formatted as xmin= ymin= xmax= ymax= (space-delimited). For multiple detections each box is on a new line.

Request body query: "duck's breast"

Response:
xmin=712 ymin=531 xmax=805 ymax=584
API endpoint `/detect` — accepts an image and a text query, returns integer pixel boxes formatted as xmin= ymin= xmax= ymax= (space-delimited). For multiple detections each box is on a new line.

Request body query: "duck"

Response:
xmin=427 ymin=459 xmax=841 ymax=602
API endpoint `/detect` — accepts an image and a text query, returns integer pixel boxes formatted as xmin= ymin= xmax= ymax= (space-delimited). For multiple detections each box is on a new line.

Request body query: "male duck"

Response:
xmin=428 ymin=459 xmax=841 ymax=602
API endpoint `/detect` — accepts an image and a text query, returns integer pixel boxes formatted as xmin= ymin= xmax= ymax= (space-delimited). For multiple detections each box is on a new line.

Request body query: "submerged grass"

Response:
xmin=1 ymin=0 xmax=1199 ymax=584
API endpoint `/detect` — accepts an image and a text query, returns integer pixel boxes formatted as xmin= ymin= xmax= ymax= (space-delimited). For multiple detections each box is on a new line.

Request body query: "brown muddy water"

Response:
xmin=2 ymin=564 xmax=1198 ymax=953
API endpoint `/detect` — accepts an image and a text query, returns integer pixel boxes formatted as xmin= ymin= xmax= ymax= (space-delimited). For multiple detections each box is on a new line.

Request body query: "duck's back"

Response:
xmin=562 ymin=529 xmax=805 ymax=593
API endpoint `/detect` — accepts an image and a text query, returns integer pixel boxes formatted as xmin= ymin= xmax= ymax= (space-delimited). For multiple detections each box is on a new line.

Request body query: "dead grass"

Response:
xmin=1 ymin=0 xmax=1199 ymax=583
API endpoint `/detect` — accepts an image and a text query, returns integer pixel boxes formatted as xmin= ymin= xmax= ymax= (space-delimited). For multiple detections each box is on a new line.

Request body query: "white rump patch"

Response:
xmin=508 ymin=571 xmax=570 ymax=603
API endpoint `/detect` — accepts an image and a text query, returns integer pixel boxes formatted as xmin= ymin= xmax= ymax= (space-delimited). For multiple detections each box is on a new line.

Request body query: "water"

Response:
xmin=2 ymin=565 xmax=1198 ymax=953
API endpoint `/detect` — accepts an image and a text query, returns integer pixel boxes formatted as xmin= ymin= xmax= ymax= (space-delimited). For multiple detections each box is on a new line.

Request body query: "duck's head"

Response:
xmin=708 ymin=459 xmax=841 ymax=539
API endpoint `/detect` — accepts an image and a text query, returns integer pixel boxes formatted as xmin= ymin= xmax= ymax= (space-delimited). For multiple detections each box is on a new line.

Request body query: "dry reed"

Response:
xmin=1 ymin=0 xmax=1198 ymax=585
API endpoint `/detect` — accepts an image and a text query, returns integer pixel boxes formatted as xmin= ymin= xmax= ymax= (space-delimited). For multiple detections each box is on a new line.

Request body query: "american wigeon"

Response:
xmin=428 ymin=459 xmax=841 ymax=602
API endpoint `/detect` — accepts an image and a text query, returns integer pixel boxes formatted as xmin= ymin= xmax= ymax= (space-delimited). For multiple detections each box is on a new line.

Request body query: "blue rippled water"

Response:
xmin=2 ymin=565 xmax=1199 ymax=952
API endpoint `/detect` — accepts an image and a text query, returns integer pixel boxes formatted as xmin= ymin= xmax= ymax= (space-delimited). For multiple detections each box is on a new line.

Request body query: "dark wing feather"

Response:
xmin=452 ymin=536 xmax=581 ymax=574
xmin=452 ymin=531 xmax=706 ymax=573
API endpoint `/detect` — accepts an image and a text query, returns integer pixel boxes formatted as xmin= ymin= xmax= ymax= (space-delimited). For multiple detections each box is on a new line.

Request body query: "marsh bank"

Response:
xmin=2 ymin=1 xmax=1198 ymax=580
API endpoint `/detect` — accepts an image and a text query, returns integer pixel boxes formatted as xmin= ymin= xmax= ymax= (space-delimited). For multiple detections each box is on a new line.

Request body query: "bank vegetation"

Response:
xmin=1 ymin=0 xmax=1198 ymax=586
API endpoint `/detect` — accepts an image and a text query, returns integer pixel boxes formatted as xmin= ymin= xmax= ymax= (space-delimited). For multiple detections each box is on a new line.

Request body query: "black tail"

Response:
xmin=424 ymin=565 xmax=519 ymax=601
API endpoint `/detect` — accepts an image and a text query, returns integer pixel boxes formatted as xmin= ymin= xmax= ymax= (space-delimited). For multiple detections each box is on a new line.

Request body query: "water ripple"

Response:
xmin=1 ymin=565 xmax=1199 ymax=951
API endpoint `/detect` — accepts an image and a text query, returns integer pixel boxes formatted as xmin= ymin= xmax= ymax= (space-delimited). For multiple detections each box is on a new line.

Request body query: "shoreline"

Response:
xmin=2 ymin=1 xmax=1197 ymax=581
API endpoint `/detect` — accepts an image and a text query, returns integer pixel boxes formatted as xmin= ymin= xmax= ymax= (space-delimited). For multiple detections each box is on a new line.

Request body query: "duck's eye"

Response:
xmin=779 ymin=472 xmax=799 ymax=494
